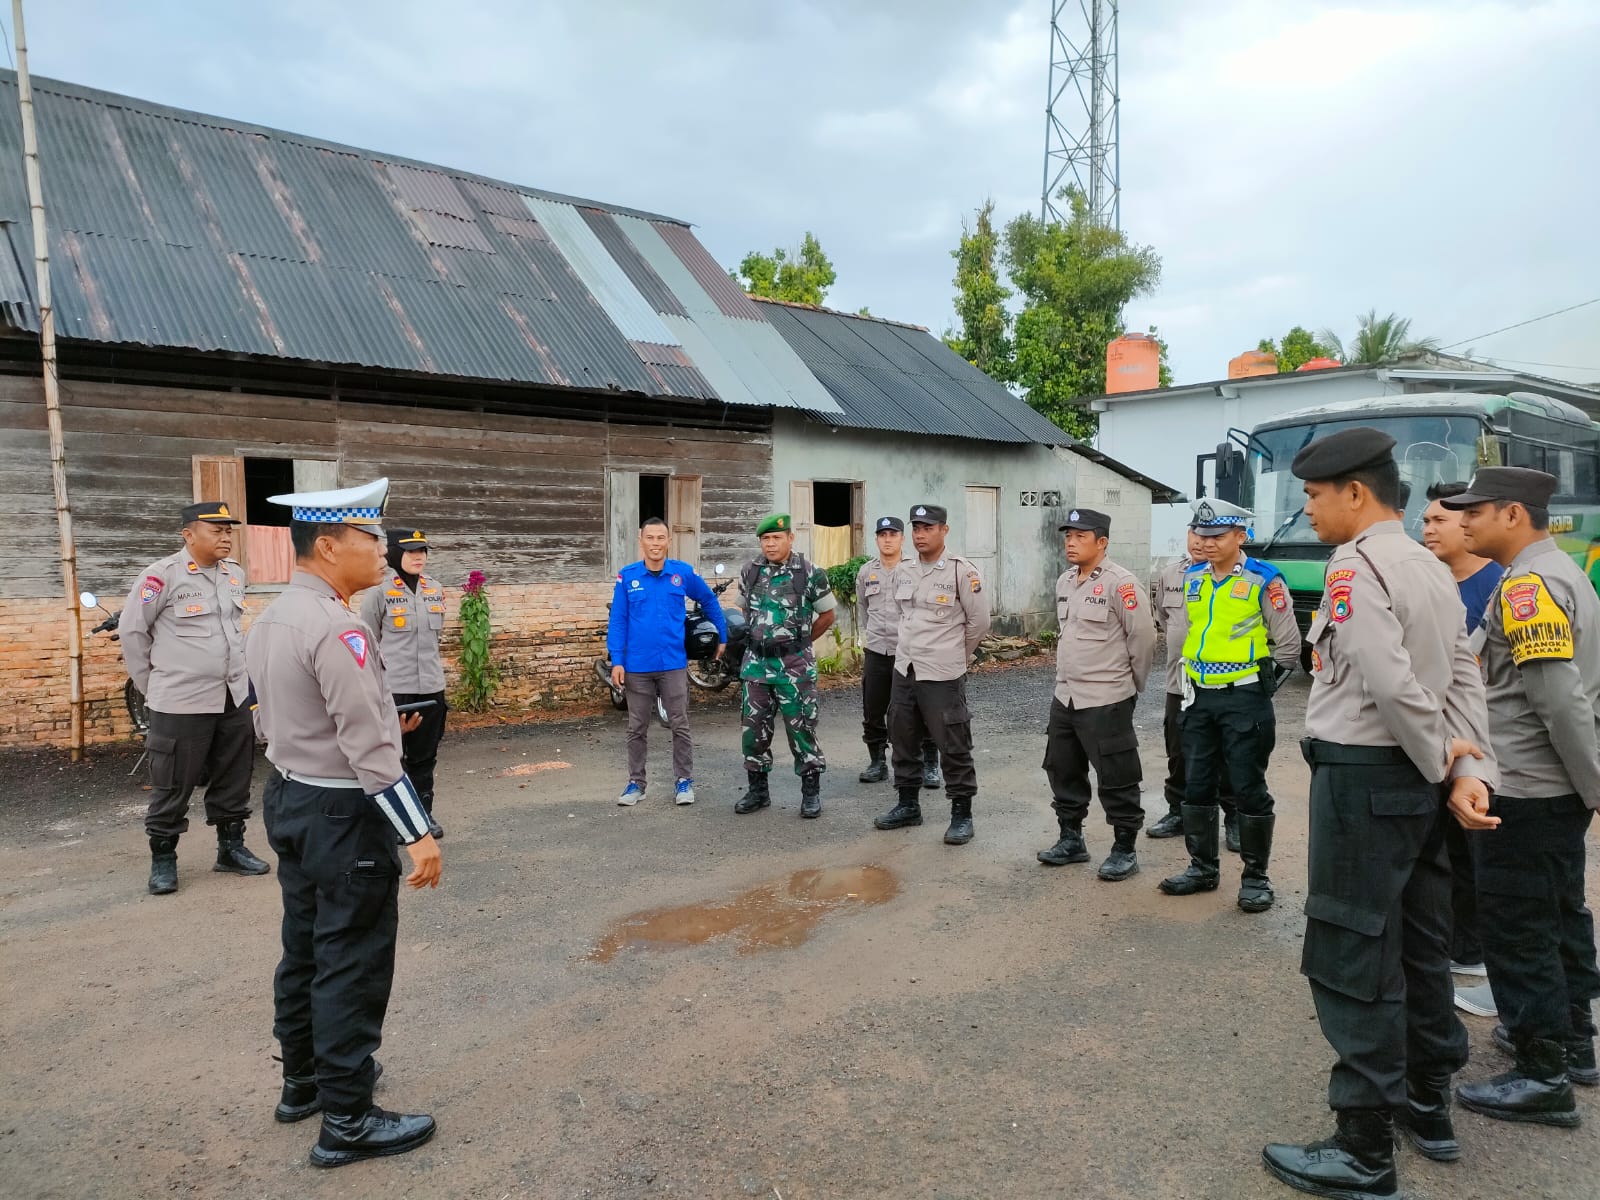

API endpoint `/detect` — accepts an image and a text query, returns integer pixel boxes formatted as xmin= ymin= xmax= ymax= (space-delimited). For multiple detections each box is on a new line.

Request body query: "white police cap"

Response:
xmin=268 ymin=477 xmax=390 ymax=537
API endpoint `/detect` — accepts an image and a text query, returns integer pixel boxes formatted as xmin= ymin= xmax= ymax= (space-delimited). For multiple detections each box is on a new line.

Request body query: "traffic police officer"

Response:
xmin=856 ymin=514 xmax=940 ymax=788
xmin=1443 ymin=467 xmax=1600 ymax=1125
xmin=1035 ymin=508 xmax=1155 ymax=880
xmin=361 ymin=528 xmax=448 ymax=839
xmin=119 ymin=500 xmax=268 ymax=895
xmin=246 ymin=477 xmax=442 ymax=1168
xmin=1159 ymin=498 xmax=1300 ymax=912
xmin=1261 ymin=429 xmax=1496 ymax=1200
xmin=873 ymin=503 xmax=991 ymax=844
xmin=1147 ymin=527 xmax=1241 ymax=845
xmin=734 ymin=513 xmax=837 ymax=819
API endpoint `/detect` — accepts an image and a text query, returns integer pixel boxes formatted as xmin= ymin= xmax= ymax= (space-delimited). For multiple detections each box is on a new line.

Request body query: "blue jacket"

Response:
xmin=607 ymin=558 xmax=727 ymax=673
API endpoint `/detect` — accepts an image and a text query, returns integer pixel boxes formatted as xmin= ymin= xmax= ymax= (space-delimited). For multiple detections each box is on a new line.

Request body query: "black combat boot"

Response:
xmin=1158 ymin=804 xmax=1220 ymax=896
xmin=1224 ymin=811 xmax=1241 ymax=854
xmin=944 ymin=796 xmax=974 ymax=845
xmin=1395 ymin=1071 xmax=1458 ymax=1161
xmin=1261 ymin=1109 xmax=1398 ymax=1199
xmin=148 ymin=836 xmax=179 ymax=895
xmin=309 ymin=1104 xmax=436 ymax=1168
xmin=215 ymin=820 xmax=271 ymax=876
xmin=921 ymin=746 xmax=943 ymax=790
xmin=800 ymin=770 xmax=822 ymax=819
xmin=1038 ymin=815 xmax=1090 ymax=865
xmin=1097 ymin=826 xmax=1139 ymax=881
xmin=1236 ymin=812 xmax=1275 ymax=913
xmin=858 ymin=744 xmax=889 ymax=784
xmin=423 ymin=798 xmax=444 ymax=840
xmin=1146 ymin=807 xmax=1183 ymax=838
xmin=1458 ymin=1035 xmax=1580 ymax=1126
xmin=734 ymin=771 xmax=771 ymax=814
xmin=277 ymin=1060 xmax=384 ymax=1123
xmin=875 ymin=787 xmax=923 ymax=830
xmin=1493 ymin=1018 xmax=1600 ymax=1085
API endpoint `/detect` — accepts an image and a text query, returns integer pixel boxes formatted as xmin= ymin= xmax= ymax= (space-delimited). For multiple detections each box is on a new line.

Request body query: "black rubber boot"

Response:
xmin=858 ymin=744 xmax=888 ymax=784
xmin=277 ymin=1060 xmax=384 ymax=1124
xmin=800 ymin=770 xmax=822 ymax=819
xmin=1158 ymin=805 xmax=1220 ymax=895
xmin=734 ymin=771 xmax=771 ymax=814
xmin=215 ymin=820 xmax=271 ymax=876
xmin=1261 ymin=1109 xmax=1398 ymax=1199
xmin=1396 ymin=1071 xmax=1458 ymax=1161
xmin=1037 ymin=816 xmax=1089 ymax=865
xmin=310 ymin=1105 xmax=436 ymax=1168
xmin=1146 ymin=808 xmax=1183 ymax=838
xmin=943 ymin=796 xmax=973 ymax=845
xmin=1236 ymin=812 xmax=1275 ymax=913
xmin=148 ymin=836 xmax=178 ymax=895
xmin=921 ymin=747 xmax=943 ymax=790
xmin=1493 ymin=1019 xmax=1600 ymax=1086
xmin=1458 ymin=1036 xmax=1581 ymax=1126
xmin=1097 ymin=826 xmax=1139 ymax=881
xmin=1224 ymin=811 xmax=1241 ymax=854
xmin=875 ymin=787 xmax=923 ymax=830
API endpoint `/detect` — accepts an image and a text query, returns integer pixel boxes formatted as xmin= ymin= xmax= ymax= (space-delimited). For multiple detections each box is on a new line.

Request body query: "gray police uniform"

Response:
xmin=856 ymin=532 xmax=938 ymax=776
xmin=360 ymin=560 xmax=448 ymax=821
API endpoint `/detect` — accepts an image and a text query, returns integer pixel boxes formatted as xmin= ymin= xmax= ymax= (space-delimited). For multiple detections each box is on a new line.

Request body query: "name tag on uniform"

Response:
xmin=386 ymin=589 xmax=405 ymax=597
xmin=184 ymin=604 xmax=204 ymax=614
xmin=428 ymin=603 xmax=444 ymax=614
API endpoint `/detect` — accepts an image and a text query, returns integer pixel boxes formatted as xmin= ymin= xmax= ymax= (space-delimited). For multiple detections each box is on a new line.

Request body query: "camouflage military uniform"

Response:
xmin=740 ymin=553 xmax=835 ymax=775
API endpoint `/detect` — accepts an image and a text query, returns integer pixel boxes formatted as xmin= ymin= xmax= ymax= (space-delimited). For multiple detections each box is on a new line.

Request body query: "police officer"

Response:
xmin=1147 ymin=528 xmax=1240 ymax=845
xmin=1261 ymin=429 xmax=1496 ymax=1200
xmin=734 ymin=513 xmax=837 ymax=818
xmin=873 ymin=503 xmax=991 ymax=844
xmin=1035 ymin=508 xmax=1155 ymax=879
xmin=246 ymin=477 xmax=442 ymax=1168
xmin=1159 ymin=498 xmax=1300 ymax=912
xmin=360 ymin=529 xmax=448 ymax=838
xmin=856 ymin=514 xmax=939 ymax=788
xmin=1443 ymin=468 xmax=1600 ymax=1125
xmin=119 ymin=500 xmax=267 ymax=895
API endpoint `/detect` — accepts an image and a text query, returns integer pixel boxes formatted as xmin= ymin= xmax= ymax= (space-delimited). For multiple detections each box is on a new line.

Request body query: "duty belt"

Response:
xmin=1299 ymin=738 xmax=1418 ymax=768
xmin=274 ymin=764 xmax=362 ymax=790
xmin=751 ymin=638 xmax=808 ymax=657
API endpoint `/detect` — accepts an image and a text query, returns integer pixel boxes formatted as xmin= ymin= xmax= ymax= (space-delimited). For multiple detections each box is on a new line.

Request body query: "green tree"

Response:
xmin=732 ymin=232 xmax=837 ymax=305
xmin=1319 ymin=309 xmax=1440 ymax=365
xmin=1257 ymin=325 xmax=1339 ymax=372
xmin=944 ymin=198 xmax=1014 ymax=379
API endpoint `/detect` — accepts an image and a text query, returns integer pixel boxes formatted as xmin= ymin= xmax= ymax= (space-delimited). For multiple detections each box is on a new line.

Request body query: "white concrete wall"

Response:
xmin=771 ymin=412 xmax=1153 ymax=634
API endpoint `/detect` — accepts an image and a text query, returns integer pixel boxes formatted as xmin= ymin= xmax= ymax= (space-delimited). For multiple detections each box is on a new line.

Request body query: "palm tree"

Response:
xmin=1319 ymin=309 xmax=1441 ymax=365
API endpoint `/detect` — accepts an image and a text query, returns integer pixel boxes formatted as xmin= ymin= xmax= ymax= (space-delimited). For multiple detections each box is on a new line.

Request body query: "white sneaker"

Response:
xmin=1451 ymin=960 xmax=1489 ymax=978
xmin=675 ymin=779 xmax=695 ymax=806
xmin=1454 ymin=982 xmax=1498 ymax=1017
xmin=617 ymin=781 xmax=645 ymax=806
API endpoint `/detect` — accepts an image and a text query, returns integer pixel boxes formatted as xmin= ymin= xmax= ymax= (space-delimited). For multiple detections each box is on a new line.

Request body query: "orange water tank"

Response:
xmin=1296 ymin=357 xmax=1342 ymax=372
xmin=1105 ymin=333 xmax=1160 ymax=394
xmin=1229 ymin=350 xmax=1278 ymax=379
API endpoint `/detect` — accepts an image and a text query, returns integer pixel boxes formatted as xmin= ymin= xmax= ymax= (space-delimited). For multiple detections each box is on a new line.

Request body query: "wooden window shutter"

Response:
xmin=668 ymin=475 xmax=702 ymax=566
xmin=788 ymin=480 xmax=814 ymax=560
xmin=607 ymin=470 xmax=640 ymax=576
xmin=849 ymin=481 xmax=866 ymax=559
xmin=193 ymin=455 xmax=247 ymax=566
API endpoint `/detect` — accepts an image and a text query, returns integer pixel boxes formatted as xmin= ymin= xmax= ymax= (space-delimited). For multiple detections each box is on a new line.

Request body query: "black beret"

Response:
xmin=1059 ymin=507 xmax=1111 ymax=534
xmin=1290 ymin=427 xmax=1397 ymax=481
xmin=874 ymin=515 xmax=905 ymax=533
xmin=909 ymin=504 xmax=948 ymax=525
xmin=1438 ymin=466 xmax=1557 ymax=511
xmin=182 ymin=501 xmax=241 ymax=525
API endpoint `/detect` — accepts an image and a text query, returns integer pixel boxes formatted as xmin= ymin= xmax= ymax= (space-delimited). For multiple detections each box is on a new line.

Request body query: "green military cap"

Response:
xmin=756 ymin=513 xmax=792 ymax=536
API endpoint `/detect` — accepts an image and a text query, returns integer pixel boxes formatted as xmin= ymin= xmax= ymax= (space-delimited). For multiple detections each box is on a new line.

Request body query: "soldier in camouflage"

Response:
xmin=734 ymin=512 xmax=838 ymax=819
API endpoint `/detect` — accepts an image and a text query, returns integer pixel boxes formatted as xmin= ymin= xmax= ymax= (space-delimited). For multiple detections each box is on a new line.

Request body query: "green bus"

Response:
xmin=1199 ymin=391 xmax=1600 ymax=656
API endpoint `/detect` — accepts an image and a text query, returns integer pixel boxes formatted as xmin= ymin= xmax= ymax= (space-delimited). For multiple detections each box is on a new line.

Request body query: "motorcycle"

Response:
xmin=80 ymin=590 xmax=153 ymax=775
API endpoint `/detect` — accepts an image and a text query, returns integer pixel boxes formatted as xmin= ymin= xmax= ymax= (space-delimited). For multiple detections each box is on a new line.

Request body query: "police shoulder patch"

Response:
xmin=968 ymin=573 xmax=982 ymax=594
xmin=1329 ymin=583 xmax=1353 ymax=623
xmin=140 ymin=575 xmax=164 ymax=604
xmin=338 ymin=629 xmax=369 ymax=667
xmin=1266 ymin=579 xmax=1288 ymax=612
xmin=1500 ymin=573 xmax=1574 ymax=664
xmin=1117 ymin=581 xmax=1138 ymax=610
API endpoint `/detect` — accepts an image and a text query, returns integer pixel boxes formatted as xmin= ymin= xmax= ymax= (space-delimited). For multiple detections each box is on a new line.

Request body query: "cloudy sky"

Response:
xmin=24 ymin=0 xmax=1600 ymax=385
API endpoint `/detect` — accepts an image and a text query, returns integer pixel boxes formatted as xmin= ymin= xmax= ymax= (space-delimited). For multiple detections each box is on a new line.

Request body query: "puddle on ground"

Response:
xmin=589 ymin=865 xmax=898 ymax=962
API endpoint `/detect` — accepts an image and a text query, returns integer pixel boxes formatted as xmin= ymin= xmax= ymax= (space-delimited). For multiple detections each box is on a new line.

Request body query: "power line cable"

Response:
xmin=1439 ymin=296 xmax=1600 ymax=350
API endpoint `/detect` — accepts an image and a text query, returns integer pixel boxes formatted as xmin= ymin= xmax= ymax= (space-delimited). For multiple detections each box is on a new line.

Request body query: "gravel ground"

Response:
xmin=2 ymin=645 xmax=1597 ymax=1200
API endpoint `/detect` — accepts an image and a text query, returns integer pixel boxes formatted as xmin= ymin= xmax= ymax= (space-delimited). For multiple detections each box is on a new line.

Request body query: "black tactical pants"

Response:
xmin=1475 ymin=795 xmax=1600 ymax=1043
xmin=1181 ymin=682 xmax=1274 ymax=817
xmin=143 ymin=700 xmax=254 ymax=838
xmin=1043 ymin=696 xmax=1143 ymax=834
xmin=1300 ymin=739 xmax=1467 ymax=1110
xmin=395 ymin=691 xmax=448 ymax=810
xmin=263 ymin=771 xmax=401 ymax=1116
xmin=1443 ymin=817 xmax=1483 ymax=966
xmin=863 ymin=649 xmax=935 ymax=759
xmin=1160 ymin=692 xmax=1237 ymax=817
xmin=889 ymin=667 xmax=975 ymax=799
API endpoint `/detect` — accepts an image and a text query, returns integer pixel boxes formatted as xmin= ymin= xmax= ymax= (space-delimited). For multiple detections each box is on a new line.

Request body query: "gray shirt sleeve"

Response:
xmin=1444 ymin=622 xmax=1498 ymax=787
xmin=118 ymin=566 xmax=161 ymax=695
xmin=1516 ymin=579 xmax=1600 ymax=807
xmin=1262 ymin=578 xmax=1302 ymax=671
xmin=1119 ymin=578 xmax=1156 ymax=694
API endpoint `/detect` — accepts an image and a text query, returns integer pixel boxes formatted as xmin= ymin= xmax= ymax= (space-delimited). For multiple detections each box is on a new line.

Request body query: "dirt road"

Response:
xmin=2 ymin=660 xmax=1596 ymax=1199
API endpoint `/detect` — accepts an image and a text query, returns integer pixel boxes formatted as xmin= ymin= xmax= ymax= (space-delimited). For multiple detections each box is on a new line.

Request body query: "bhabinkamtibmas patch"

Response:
xmin=1499 ymin=573 xmax=1574 ymax=664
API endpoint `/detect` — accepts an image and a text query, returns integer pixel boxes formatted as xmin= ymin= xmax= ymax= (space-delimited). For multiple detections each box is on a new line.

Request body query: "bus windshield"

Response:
xmin=1242 ymin=413 xmax=1489 ymax=549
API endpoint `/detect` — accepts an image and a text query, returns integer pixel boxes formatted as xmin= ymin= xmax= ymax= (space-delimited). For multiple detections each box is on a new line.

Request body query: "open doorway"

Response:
xmin=806 ymin=480 xmax=865 ymax=568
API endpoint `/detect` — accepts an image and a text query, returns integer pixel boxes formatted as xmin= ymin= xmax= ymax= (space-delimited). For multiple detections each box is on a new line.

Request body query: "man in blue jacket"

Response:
xmin=608 ymin=517 xmax=726 ymax=806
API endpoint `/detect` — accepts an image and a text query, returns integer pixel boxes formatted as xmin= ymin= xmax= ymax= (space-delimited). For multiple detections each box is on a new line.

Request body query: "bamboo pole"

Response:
xmin=12 ymin=0 xmax=84 ymax=760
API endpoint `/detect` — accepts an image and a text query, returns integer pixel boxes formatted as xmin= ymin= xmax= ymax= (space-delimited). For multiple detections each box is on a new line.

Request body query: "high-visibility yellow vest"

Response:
xmin=1181 ymin=558 xmax=1278 ymax=684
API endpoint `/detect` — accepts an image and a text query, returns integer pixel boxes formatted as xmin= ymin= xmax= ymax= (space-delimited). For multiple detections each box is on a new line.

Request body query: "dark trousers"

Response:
xmin=264 ymin=771 xmax=400 ymax=1115
xmin=1181 ymin=683 xmax=1274 ymax=817
xmin=143 ymin=701 xmax=254 ymax=838
xmin=394 ymin=691 xmax=447 ymax=810
xmin=1475 ymin=795 xmax=1600 ymax=1043
xmin=889 ymin=667 xmax=976 ymax=799
xmin=623 ymin=669 xmax=692 ymax=783
xmin=1443 ymin=818 xmax=1482 ymax=966
xmin=1160 ymin=692 xmax=1236 ymax=817
xmin=1043 ymin=695 xmax=1143 ymax=833
xmin=1299 ymin=740 xmax=1467 ymax=1110
xmin=862 ymin=648 xmax=936 ymax=760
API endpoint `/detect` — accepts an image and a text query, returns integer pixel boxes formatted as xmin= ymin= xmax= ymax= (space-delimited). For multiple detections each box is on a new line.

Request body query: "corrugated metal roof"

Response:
xmin=578 ymin=207 xmax=686 ymax=318
xmin=652 ymin=220 xmax=766 ymax=322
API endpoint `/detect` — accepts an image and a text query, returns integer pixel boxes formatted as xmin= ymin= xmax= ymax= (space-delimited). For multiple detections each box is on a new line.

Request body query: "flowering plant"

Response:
xmin=455 ymin=571 xmax=498 ymax=711
xmin=462 ymin=569 xmax=488 ymax=597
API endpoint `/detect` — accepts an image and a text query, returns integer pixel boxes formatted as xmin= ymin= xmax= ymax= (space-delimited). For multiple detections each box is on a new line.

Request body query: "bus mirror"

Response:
xmin=1477 ymin=434 xmax=1502 ymax=468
